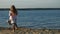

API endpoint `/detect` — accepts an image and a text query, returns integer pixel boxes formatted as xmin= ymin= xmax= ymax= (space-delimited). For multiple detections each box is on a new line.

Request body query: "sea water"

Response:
xmin=0 ymin=10 xmax=60 ymax=29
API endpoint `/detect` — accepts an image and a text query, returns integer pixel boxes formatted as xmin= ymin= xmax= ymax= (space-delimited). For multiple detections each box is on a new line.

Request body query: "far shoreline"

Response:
xmin=0 ymin=8 xmax=60 ymax=10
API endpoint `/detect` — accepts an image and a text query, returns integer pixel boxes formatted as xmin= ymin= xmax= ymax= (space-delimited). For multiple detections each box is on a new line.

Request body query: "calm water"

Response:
xmin=0 ymin=10 xmax=60 ymax=29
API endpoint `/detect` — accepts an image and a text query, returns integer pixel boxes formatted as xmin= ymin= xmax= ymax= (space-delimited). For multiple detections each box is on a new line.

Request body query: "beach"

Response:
xmin=0 ymin=27 xmax=60 ymax=34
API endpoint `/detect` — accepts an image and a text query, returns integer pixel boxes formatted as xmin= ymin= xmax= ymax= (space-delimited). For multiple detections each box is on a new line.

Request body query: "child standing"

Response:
xmin=8 ymin=5 xmax=18 ymax=32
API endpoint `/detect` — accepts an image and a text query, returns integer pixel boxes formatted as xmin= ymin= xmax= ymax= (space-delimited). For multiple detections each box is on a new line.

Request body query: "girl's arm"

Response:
xmin=9 ymin=11 xmax=13 ymax=16
xmin=9 ymin=11 xmax=12 ymax=16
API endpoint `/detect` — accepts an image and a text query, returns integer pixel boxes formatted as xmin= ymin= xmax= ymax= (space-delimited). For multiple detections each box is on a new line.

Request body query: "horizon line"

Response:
xmin=0 ymin=8 xmax=60 ymax=10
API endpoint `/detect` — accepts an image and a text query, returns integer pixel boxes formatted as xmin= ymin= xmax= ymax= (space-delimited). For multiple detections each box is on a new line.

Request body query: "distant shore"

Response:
xmin=0 ymin=8 xmax=60 ymax=10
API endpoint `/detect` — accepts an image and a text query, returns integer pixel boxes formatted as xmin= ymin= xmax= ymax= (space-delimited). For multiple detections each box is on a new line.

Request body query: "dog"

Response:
xmin=8 ymin=20 xmax=12 ymax=25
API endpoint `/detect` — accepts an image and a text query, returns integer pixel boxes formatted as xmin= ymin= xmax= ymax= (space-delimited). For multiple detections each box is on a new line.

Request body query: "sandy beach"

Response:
xmin=0 ymin=27 xmax=60 ymax=34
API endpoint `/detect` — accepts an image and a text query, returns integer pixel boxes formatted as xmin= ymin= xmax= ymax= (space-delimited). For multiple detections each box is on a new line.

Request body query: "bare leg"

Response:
xmin=14 ymin=23 xmax=18 ymax=30
xmin=12 ymin=19 xmax=18 ymax=32
xmin=15 ymin=19 xmax=18 ymax=29
xmin=12 ymin=23 xmax=15 ymax=32
xmin=12 ymin=23 xmax=18 ymax=32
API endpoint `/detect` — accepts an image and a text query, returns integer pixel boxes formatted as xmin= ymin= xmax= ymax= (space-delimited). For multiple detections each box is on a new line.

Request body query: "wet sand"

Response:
xmin=0 ymin=27 xmax=60 ymax=34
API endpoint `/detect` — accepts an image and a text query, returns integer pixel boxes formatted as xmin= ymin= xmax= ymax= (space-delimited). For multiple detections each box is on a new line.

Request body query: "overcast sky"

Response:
xmin=0 ymin=0 xmax=60 ymax=8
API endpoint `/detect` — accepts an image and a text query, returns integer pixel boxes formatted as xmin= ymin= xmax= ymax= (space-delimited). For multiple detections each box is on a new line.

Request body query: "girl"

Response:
xmin=8 ymin=5 xmax=18 ymax=32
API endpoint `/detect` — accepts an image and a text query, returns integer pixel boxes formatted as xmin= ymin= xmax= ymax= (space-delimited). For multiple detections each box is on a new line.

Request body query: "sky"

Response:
xmin=0 ymin=0 xmax=60 ymax=8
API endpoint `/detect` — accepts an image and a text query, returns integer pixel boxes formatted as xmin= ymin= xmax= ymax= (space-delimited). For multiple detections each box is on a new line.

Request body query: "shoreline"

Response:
xmin=0 ymin=27 xmax=60 ymax=34
xmin=0 ymin=8 xmax=60 ymax=10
